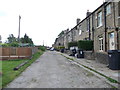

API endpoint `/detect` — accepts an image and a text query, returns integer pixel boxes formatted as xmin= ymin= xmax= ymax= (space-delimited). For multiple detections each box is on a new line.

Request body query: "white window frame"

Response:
xmin=87 ymin=19 xmax=90 ymax=32
xmin=79 ymin=30 xmax=82 ymax=35
xmin=99 ymin=37 xmax=103 ymax=51
xmin=97 ymin=11 xmax=102 ymax=27
xmin=79 ymin=26 xmax=82 ymax=35
xmin=106 ymin=4 xmax=111 ymax=15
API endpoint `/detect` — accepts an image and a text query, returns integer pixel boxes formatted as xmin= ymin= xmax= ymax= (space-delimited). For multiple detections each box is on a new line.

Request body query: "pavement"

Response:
xmin=58 ymin=51 xmax=120 ymax=88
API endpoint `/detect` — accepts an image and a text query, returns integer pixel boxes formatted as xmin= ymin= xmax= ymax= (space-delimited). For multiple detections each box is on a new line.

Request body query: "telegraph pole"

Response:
xmin=18 ymin=15 xmax=21 ymax=43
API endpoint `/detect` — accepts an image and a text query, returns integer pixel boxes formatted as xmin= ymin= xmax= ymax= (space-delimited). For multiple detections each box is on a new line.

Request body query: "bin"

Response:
xmin=108 ymin=50 xmax=120 ymax=70
xmin=71 ymin=49 xmax=77 ymax=56
xmin=77 ymin=49 xmax=84 ymax=58
xmin=61 ymin=49 xmax=64 ymax=53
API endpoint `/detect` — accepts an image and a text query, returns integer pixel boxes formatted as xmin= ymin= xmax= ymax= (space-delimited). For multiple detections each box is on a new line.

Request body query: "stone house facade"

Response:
xmin=54 ymin=1 xmax=120 ymax=54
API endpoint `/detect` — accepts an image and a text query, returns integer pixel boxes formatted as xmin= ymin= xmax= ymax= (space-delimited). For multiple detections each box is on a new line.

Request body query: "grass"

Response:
xmin=1 ymin=50 xmax=44 ymax=88
xmin=0 ymin=61 xmax=2 ymax=89
xmin=61 ymin=54 xmax=74 ymax=61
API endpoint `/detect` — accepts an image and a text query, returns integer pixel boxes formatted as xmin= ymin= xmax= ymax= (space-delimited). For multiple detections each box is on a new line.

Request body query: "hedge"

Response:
xmin=38 ymin=46 xmax=46 ymax=51
xmin=55 ymin=46 xmax=65 ymax=51
xmin=68 ymin=41 xmax=78 ymax=49
xmin=78 ymin=40 xmax=93 ymax=51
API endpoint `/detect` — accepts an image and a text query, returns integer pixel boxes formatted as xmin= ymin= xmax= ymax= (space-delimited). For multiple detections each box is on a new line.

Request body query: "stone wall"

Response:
xmin=82 ymin=51 xmax=109 ymax=65
xmin=95 ymin=52 xmax=108 ymax=65
xmin=84 ymin=51 xmax=95 ymax=60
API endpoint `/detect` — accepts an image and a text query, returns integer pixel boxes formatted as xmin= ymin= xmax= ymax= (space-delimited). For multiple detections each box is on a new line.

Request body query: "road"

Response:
xmin=6 ymin=51 xmax=112 ymax=88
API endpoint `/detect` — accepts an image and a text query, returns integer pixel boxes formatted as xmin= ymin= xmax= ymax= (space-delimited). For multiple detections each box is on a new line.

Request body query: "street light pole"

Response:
xmin=18 ymin=15 xmax=21 ymax=43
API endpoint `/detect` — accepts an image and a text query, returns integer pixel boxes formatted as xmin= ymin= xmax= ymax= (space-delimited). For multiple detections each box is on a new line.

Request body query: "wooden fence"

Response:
xmin=0 ymin=47 xmax=38 ymax=60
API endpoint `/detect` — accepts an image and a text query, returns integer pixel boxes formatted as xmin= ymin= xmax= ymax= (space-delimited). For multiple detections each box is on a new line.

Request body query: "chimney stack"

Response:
xmin=86 ymin=10 xmax=91 ymax=17
xmin=76 ymin=18 xmax=81 ymax=24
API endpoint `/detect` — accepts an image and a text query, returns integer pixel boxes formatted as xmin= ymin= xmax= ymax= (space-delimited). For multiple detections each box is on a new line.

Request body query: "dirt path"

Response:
xmin=6 ymin=51 xmax=112 ymax=88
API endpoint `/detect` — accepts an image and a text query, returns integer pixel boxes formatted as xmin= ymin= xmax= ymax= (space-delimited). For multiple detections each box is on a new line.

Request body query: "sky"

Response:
xmin=0 ymin=0 xmax=104 ymax=46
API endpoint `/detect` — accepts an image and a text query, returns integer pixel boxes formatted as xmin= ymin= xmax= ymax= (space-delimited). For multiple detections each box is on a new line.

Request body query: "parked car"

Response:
xmin=50 ymin=47 xmax=54 ymax=51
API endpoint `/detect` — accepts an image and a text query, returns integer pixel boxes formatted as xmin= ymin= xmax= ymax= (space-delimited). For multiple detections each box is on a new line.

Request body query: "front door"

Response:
xmin=109 ymin=32 xmax=115 ymax=50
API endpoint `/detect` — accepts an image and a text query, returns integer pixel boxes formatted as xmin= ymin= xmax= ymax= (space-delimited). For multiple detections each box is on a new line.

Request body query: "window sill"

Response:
xmin=96 ymin=25 xmax=103 ymax=29
xmin=106 ymin=13 xmax=111 ymax=17
xmin=99 ymin=50 xmax=103 ymax=52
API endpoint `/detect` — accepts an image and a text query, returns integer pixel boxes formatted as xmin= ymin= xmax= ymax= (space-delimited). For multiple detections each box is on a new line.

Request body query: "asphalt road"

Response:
xmin=6 ymin=51 xmax=112 ymax=88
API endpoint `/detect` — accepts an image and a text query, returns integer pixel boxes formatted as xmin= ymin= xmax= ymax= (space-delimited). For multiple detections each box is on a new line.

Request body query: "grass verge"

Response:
xmin=0 ymin=61 xmax=2 ymax=89
xmin=1 ymin=50 xmax=44 ymax=88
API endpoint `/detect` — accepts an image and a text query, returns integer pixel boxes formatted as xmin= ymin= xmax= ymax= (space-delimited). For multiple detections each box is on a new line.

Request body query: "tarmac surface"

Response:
xmin=6 ymin=51 xmax=113 ymax=88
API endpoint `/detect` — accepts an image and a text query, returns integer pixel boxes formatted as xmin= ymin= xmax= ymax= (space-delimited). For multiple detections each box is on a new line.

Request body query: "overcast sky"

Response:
xmin=0 ymin=0 xmax=104 ymax=46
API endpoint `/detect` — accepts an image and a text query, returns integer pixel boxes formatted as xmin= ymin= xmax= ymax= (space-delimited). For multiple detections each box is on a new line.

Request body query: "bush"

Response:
xmin=55 ymin=46 xmax=65 ymax=51
xmin=9 ymin=42 xmax=19 ymax=47
xmin=68 ymin=41 xmax=78 ymax=49
xmin=78 ymin=40 xmax=93 ymax=51
xmin=1 ymin=43 xmax=9 ymax=47
xmin=38 ymin=46 xmax=46 ymax=51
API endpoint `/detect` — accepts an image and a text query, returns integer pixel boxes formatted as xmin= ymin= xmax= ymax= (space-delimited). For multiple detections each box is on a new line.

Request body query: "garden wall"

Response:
xmin=84 ymin=51 xmax=95 ymax=60
xmin=94 ymin=52 xmax=108 ymax=65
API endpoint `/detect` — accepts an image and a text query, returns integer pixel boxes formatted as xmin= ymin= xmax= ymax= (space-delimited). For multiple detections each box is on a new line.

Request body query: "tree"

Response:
xmin=20 ymin=33 xmax=33 ymax=44
xmin=7 ymin=34 xmax=17 ymax=43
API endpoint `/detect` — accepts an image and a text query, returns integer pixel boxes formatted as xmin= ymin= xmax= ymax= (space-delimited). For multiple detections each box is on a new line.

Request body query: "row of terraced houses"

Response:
xmin=53 ymin=1 xmax=120 ymax=64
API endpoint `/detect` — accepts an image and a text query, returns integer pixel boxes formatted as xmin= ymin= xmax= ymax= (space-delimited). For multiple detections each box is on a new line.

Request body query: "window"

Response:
xmin=79 ymin=30 xmax=82 ymax=35
xmin=99 ymin=37 xmax=103 ymax=51
xmin=97 ymin=11 xmax=102 ymax=27
xmin=84 ymin=37 xmax=89 ymax=40
xmin=87 ymin=19 xmax=90 ymax=31
xmin=79 ymin=26 xmax=82 ymax=35
xmin=106 ymin=4 xmax=111 ymax=15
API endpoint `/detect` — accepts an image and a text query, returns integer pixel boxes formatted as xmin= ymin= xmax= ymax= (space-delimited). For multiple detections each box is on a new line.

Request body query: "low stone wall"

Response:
xmin=95 ymin=52 xmax=108 ymax=65
xmin=84 ymin=51 xmax=95 ymax=60
xmin=64 ymin=49 xmax=109 ymax=65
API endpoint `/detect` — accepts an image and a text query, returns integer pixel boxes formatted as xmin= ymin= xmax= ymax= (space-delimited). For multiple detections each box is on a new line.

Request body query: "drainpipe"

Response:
xmin=113 ymin=2 xmax=119 ymax=49
xmin=89 ymin=17 xmax=91 ymax=40
xmin=71 ymin=29 xmax=73 ymax=42
xmin=92 ymin=14 xmax=95 ymax=52
xmin=104 ymin=4 xmax=107 ymax=52
xmin=92 ymin=14 xmax=94 ymax=41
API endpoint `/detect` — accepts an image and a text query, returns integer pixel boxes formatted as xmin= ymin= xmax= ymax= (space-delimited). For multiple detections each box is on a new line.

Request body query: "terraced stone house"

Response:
xmin=54 ymin=1 xmax=120 ymax=64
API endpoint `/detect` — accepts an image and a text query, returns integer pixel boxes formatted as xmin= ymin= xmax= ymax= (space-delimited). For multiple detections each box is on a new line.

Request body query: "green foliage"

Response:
xmin=68 ymin=41 xmax=78 ymax=49
xmin=38 ymin=46 xmax=46 ymax=51
xmin=5 ymin=33 xmax=34 ymax=47
xmin=78 ymin=40 xmax=93 ymax=50
xmin=9 ymin=42 xmax=19 ymax=47
xmin=55 ymin=46 xmax=65 ymax=51
xmin=0 ymin=42 xmax=19 ymax=47
xmin=7 ymin=34 xmax=17 ymax=43
xmin=0 ymin=43 xmax=9 ymax=47
xmin=20 ymin=34 xmax=33 ymax=44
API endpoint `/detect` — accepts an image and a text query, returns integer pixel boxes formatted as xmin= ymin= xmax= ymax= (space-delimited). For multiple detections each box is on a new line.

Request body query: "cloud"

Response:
xmin=0 ymin=11 xmax=7 ymax=16
xmin=0 ymin=0 xmax=103 ymax=46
